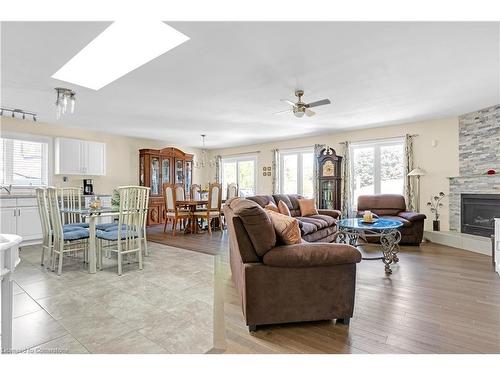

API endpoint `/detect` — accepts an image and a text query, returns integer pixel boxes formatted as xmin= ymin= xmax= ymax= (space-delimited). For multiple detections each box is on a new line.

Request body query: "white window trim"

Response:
xmin=1 ymin=132 xmax=53 ymax=188
xmin=349 ymin=137 xmax=405 ymax=207
xmin=221 ymin=153 xmax=258 ymax=196
xmin=279 ymin=147 xmax=314 ymax=197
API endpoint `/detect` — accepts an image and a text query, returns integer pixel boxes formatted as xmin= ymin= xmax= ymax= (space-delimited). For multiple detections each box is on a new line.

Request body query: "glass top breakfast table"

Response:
xmin=60 ymin=207 xmax=145 ymax=274
xmin=336 ymin=218 xmax=403 ymax=274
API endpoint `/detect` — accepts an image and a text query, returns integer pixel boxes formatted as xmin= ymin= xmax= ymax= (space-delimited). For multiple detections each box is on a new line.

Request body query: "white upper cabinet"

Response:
xmin=55 ymin=137 xmax=106 ymax=176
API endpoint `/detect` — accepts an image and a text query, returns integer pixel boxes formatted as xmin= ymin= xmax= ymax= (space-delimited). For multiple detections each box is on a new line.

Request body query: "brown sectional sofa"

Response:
xmin=357 ymin=194 xmax=427 ymax=245
xmin=224 ymin=197 xmax=361 ymax=332
xmin=247 ymin=194 xmax=341 ymax=242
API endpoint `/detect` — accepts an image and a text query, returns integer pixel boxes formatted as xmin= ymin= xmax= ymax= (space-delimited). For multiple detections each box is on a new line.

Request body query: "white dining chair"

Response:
xmin=56 ymin=187 xmax=89 ymax=228
xmin=47 ymin=187 xmax=89 ymax=275
xmin=96 ymin=186 xmax=149 ymax=275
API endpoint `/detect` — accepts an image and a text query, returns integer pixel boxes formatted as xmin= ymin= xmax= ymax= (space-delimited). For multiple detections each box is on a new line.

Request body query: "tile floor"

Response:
xmin=1 ymin=242 xmax=216 ymax=354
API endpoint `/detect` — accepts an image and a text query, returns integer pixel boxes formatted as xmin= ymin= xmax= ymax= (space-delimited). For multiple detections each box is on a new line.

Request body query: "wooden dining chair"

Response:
xmin=163 ymin=183 xmax=190 ymax=235
xmin=194 ymin=182 xmax=222 ymax=235
xmin=226 ymin=183 xmax=239 ymax=199
xmin=190 ymin=184 xmax=202 ymax=200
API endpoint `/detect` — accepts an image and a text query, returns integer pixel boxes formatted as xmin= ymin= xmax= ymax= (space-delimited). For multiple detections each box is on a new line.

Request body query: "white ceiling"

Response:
xmin=1 ymin=22 xmax=499 ymax=149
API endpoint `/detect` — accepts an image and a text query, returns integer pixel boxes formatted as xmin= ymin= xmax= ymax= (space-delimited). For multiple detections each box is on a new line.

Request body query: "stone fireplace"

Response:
xmin=448 ymin=104 xmax=500 ymax=235
xmin=461 ymin=194 xmax=500 ymax=237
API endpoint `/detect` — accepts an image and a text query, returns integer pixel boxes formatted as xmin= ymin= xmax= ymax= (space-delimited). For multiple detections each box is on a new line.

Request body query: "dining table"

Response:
xmin=175 ymin=199 xmax=208 ymax=234
xmin=60 ymin=207 xmax=120 ymax=274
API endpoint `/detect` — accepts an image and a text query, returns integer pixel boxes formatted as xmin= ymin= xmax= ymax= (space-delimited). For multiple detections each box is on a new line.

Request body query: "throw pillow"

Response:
xmin=277 ymin=200 xmax=291 ymax=216
xmin=265 ymin=209 xmax=302 ymax=245
xmin=298 ymin=198 xmax=318 ymax=217
xmin=264 ymin=202 xmax=279 ymax=213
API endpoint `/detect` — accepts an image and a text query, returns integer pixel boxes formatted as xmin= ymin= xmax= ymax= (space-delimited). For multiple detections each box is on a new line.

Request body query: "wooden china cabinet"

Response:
xmin=139 ymin=147 xmax=193 ymax=226
xmin=317 ymin=147 xmax=342 ymax=210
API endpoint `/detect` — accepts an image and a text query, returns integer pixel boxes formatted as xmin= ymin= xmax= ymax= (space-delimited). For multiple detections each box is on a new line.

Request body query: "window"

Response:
xmin=350 ymin=138 xmax=405 ymax=209
xmin=0 ymin=135 xmax=49 ymax=187
xmin=279 ymin=148 xmax=314 ymax=198
xmin=221 ymin=154 xmax=257 ymax=198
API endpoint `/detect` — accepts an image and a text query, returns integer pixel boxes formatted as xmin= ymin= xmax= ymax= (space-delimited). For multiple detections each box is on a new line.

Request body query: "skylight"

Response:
xmin=52 ymin=21 xmax=189 ymax=90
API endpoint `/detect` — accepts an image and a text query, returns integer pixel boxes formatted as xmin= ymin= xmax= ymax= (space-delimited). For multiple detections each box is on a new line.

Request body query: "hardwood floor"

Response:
xmin=147 ymin=223 xmax=226 ymax=256
xmin=217 ymin=236 xmax=500 ymax=354
xmin=141 ymin=226 xmax=500 ymax=353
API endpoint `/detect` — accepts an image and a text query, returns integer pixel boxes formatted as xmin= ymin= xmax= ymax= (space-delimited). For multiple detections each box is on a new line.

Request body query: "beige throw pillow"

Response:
xmin=265 ymin=209 xmax=302 ymax=245
xmin=298 ymin=198 xmax=318 ymax=217
xmin=277 ymin=200 xmax=291 ymax=216
xmin=264 ymin=202 xmax=279 ymax=213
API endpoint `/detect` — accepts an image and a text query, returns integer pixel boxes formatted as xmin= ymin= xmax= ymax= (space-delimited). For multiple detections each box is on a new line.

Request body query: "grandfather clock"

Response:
xmin=317 ymin=147 xmax=342 ymax=210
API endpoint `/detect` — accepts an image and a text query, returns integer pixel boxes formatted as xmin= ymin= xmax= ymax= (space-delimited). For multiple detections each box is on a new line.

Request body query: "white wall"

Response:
xmin=0 ymin=116 xmax=204 ymax=195
xmin=205 ymin=117 xmax=459 ymax=231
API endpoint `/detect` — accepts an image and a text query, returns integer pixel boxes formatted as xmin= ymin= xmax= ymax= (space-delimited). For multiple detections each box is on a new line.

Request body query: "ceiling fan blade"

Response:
xmin=305 ymin=109 xmax=316 ymax=117
xmin=281 ymin=99 xmax=297 ymax=107
xmin=306 ymin=99 xmax=331 ymax=108
xmin=274 ymin=109 xmax=292 ymax=115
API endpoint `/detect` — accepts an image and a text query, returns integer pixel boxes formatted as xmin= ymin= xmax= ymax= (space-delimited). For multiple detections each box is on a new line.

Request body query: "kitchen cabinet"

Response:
xmin=55 ymin=137 xmax=106 ymax=176
xmin=0 ymin=198 xmax=42 ymax=244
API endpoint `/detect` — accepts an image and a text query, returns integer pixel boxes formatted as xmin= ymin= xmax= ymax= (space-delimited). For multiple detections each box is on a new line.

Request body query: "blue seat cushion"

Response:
xmin=97 ymin=229 xmax=139 ymax=241
xmin=64 ymin=222 xmax=89 ymax=229
xmin=63 ymin=228 xmax=89 ymax=241
xmin=62 ymin=225 xmax=82 ymax=232
xmin=96 ymin=223 xmax=128 ymax=232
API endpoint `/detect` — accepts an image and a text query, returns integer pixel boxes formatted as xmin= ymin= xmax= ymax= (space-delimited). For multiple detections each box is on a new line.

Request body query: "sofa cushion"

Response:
xmin=265 ymin=209 xmax=301 ymax=245
xmin=302 ymin=226 xmax=338 ymax=243
xmin=264 ymin=202 xmax=279 ymax=213
xmin=285 ymin=194 xmax=303 ymax=217
xmin=247 ymin=195 xmax=275 ymax=208
xmin=298 ymin=198 xmax=319 ymax=216
xmin=297 ymin=216 xmax=329 ymax=230
xmin=263 ymin=243 xmax=362 ymax=267
xmin=357 ymin=194 xmax=406 ymax=216
xmin=298 ymin=220 xmax=317 ymax=235
xmin=229 ymin=197 xmax=276 ymax=256
xmin=278 ymin=200 xmax=291 ymax=216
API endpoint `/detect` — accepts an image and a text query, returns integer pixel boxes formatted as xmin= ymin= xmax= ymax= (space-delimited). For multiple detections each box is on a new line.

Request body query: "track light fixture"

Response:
xmin=0 ymin=107 xmax=38 ymax=122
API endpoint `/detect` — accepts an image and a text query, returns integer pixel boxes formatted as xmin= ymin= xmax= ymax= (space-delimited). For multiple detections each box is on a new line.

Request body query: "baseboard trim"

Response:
xmin=424 ymin=230 xmax=492 ymax=256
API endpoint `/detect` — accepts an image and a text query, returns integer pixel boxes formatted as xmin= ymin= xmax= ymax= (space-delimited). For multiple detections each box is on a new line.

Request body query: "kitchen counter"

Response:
xmin=0 ymin=194 xmax=36 ymax=199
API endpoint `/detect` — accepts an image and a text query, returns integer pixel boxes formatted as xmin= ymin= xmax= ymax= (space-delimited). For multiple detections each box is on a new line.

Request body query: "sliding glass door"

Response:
xmin=221 ymin=155 xmax=257 ymax=198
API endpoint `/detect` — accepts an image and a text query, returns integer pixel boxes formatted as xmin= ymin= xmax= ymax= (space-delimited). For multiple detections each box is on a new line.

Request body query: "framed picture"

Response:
xmin=263 ymin=171 xmax=266 ymax=176
xmin=267 ymin=166 xmax=271 ymax=171
xmin=266 ymin=172 xmax=271 ymax=176
xmin=262 ymin=167 xmax=266 ymax=171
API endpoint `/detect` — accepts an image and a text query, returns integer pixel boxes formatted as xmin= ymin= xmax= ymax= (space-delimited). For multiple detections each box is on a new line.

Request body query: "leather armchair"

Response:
xmin=224 ymin=197 xmax=361 ymax=331
xmin=357 ymin=194 xmax=426 ymax=245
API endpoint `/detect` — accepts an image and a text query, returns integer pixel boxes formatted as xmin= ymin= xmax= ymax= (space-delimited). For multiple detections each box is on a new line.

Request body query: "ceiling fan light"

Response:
xmin=293 ymin=110 xmax=304 ymax=118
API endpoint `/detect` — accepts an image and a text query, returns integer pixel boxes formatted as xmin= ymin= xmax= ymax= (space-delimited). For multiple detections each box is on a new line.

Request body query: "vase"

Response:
xmin=433 ymin=220 xmax=440 ymax=231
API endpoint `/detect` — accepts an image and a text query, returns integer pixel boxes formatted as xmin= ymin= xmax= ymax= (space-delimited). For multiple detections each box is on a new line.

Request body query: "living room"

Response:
xmin=1 ymin=1 xmax=499 ymax=373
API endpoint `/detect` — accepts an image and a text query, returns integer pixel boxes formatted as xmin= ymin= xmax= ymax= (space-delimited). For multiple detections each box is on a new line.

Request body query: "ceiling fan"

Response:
xmin=275 ymin=90 xmax=331 ymax=118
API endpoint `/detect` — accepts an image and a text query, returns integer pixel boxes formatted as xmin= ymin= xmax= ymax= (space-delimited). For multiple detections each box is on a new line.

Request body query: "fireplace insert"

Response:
xmin=461 ymin=194 xmax=500 ymax=237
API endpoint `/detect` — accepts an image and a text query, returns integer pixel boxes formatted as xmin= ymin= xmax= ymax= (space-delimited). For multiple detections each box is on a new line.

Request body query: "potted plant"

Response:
xmin=427 ymin=192 xmax=446 ymax=231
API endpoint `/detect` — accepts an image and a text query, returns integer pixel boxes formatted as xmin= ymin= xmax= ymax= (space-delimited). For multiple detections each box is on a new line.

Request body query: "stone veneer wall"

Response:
xmin=449 ymin=104 xmax=500 ymax=232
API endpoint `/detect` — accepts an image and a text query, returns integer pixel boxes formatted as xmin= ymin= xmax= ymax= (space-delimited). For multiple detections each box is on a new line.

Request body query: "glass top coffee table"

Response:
xmin=336 ymin=218 xmax=403 ymax=274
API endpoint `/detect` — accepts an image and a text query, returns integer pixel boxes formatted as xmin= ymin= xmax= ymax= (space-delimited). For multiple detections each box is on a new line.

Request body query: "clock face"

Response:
xmin=322 ymin=160 xmax=335 ymax=177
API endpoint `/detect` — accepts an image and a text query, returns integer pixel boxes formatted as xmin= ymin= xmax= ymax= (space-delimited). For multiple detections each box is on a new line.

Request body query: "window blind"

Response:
xmin=0 ymin=137 xmax=48 ymax=186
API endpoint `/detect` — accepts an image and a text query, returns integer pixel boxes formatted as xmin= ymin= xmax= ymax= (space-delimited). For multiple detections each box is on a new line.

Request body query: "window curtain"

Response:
xmin=341 ymin=141 xmax=352 ymax=218
xmin=214 ymin=155 xmax=222 ymax=183
xmin=313 ymin=144 xmax=326 ymax=204
xmin=404 ymin=134 xmax=416 ymax=211
xmin=272 ymin=148 xmax=280 ymax=194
